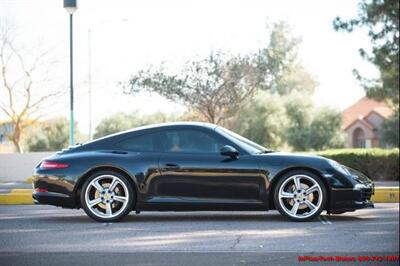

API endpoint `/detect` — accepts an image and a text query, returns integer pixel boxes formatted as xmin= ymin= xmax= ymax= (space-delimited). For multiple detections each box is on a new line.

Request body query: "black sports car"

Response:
xmin=32 ymin=122 xmax=374 ymax=222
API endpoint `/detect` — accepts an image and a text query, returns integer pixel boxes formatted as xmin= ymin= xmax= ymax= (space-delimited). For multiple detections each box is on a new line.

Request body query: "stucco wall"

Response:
xmin=365 ymin=112 xmax=384 ymax=129
xmin=345 ymin=122 xmax=374 ymax=148
xmin=0 ymin=152 xmax=54 ymax=181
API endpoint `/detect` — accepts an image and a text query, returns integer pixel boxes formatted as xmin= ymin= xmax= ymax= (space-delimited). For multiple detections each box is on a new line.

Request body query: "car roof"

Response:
xmin=119 ymin=121 xmax=217 ymax=134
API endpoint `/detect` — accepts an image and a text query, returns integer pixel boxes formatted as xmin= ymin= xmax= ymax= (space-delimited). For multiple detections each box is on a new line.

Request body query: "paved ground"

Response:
xmin=0 ymin=204 xmax=398 ymax=265
xmin=0 ymin=182 xmax=31 ymax=193
xmin=374 ymin=181 xmax=400 ymax=187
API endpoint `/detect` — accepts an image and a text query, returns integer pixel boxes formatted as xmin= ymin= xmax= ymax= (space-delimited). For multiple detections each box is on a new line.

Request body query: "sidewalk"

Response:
xmin=0 ymin=181 xmax=32 ymax=194
xmin=374 ymin=181 xmax=399 ymax=187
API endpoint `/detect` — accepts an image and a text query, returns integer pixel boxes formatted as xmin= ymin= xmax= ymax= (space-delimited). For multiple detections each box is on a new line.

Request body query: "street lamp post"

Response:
xmin=88 ymin=28 xmax=92 ymax=140
xmin=63 ymin=0 xmax=77 ymax=146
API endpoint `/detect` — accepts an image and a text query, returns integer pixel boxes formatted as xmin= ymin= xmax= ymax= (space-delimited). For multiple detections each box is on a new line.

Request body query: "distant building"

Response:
xmin=343 ymin=96 xmax=393 ymax=148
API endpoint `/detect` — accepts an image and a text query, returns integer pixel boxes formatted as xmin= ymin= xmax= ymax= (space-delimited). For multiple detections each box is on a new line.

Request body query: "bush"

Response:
xmin=315 ymin=148 xmax=399 ymax=181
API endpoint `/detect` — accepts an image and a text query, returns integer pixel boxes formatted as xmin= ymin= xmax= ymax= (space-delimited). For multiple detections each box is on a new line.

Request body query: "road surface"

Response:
xmin=0 ymin=204 xmax=398 ymax=265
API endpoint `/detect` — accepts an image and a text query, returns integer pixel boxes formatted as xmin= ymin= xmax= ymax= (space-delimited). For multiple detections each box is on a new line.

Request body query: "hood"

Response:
xmin=254 ymin=151 xmax=329 ymax=166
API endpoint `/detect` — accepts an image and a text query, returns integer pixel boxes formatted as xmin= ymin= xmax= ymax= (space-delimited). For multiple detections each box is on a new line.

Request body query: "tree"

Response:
xmin=94 ymin=112 xmax=137 ymax=139
xmin=231 ymin=92 xmax=288 ymax=149
xmin=381 ymin=110 xmax=400 ymax=146
xmin=334 ymin=0 xmax=399 ymax=148
xmin=307 ymin=108 xmax=345 ymax=150
xmin=284 ymin=95 xmax=314 ymax=151
xmin=273 ymin=64 xmax=317 ymax=95
xmin=0 ymin=24 xmax=61 ymax=152
xmin=284 ymin=94 xmax=344 ymax=151
xmin=25 ymin=117 xmax=83 ymax=152
xmin=126 ymin=22 xmax=314 ymax=124
xmin=230 ymin=91 xmax=344 ymax=151
xmin=94 ymin=112 xmax=177 ymax=139
xmin=333 ymin=0 xmax=399 ymax=108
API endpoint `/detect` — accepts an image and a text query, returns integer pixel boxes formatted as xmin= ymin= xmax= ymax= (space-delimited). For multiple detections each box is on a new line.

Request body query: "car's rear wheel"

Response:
xmin=273 ymin=170 xmax=326 ymax=221
xmin=81 ymin=171 xmax=134 ymax=222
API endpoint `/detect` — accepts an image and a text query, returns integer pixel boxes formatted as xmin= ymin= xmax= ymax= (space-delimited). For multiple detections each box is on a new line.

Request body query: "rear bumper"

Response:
xmin=329 ymin=183 xmax=374 ymax=214
xmin=32 ymin=169 xmax=79 ymax=209
xmin=32 ymin=192 xmax=76 ymax=209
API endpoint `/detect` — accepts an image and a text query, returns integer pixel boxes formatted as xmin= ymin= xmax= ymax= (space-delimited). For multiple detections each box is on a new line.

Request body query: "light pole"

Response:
xmin=88 ymin=28 xmax=92 ymax=140
xmin=64 ymin=0 xmax=77 ymax=146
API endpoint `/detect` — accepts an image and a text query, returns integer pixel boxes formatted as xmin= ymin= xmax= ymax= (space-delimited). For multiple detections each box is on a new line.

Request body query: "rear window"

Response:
xmin=115 ymin=133 xmax=157 ymax=152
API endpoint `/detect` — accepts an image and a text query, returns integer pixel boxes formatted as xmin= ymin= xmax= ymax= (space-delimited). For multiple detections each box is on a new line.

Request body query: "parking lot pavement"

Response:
xmin=0 ymin=182 xmax=31 ymax=193
xmin=374 ymin=181 xmax=400 ymax=187
xmin=0 ymin=204 xmax=398 ymax=265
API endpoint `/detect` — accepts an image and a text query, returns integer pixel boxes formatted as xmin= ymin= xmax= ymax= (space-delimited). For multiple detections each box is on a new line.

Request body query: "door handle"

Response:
xmin=164 ymin=163 xmax=180 ymax=170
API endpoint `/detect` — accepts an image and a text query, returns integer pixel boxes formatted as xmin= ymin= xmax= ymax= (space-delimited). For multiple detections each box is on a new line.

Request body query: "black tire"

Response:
xmin=80 ymin=170 xmax=135 ymax=222
xmin=273 ymin=170 xmax=327 ymax=222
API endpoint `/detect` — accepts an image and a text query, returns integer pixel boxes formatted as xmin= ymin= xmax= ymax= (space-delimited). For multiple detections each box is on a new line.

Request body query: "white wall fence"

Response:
xmin=0 ymin=152 xmax=54 ymax=181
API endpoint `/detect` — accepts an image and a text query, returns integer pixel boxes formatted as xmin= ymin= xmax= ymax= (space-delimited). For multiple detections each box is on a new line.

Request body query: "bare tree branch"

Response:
xmin=0 ymin=23 xmax=61 ymax=152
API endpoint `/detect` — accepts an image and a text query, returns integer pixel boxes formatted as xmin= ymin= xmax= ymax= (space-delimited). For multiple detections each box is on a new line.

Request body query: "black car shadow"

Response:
xmin=36 ymin=211 xmax=372 ymax=224
xmin=321 ymin=214 xmax=367 ymax=222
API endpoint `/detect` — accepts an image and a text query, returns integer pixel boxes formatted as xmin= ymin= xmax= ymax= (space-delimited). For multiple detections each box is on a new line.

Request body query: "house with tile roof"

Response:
xmin=343 ymin=96 xmax=393 ymax=148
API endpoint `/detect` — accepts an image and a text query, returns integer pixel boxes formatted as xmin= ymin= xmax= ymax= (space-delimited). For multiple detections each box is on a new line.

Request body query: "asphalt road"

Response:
xmin=0 ymin=204 xmax=398 ymax=265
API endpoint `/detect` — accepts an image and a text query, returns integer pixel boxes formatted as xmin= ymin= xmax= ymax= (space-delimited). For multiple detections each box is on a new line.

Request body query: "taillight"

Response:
xmin=40 ymin=160 xmax=69 ymax=169
xmin=34 ymin=188 xmax=48 ymax=193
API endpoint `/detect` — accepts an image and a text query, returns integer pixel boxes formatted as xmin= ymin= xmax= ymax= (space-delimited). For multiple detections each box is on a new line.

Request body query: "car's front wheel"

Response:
xmin=273 ymin=170 xmax=327 ymax=221
xmin=81 ymin=171 xmax=134 ymax=222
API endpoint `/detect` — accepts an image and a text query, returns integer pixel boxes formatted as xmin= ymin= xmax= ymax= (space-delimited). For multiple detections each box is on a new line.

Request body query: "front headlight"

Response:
xmin=328 ymin=159 xmax=351 ymax=176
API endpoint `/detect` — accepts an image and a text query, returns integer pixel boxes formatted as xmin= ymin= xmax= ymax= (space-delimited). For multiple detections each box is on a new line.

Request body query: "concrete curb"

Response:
xmin=0 ymin=187 xmax=398 ymax=205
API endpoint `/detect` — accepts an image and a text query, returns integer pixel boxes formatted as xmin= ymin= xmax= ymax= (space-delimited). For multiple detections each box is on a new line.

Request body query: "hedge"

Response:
xmin=313 ymin=148 xmax=399 ymax=181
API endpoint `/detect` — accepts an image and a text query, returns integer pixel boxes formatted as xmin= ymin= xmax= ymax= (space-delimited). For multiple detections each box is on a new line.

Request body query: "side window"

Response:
xmin=115 ymin=133 xmax=157 ymax=152
xmin=161 ymin=129 xmax=225 ymax=154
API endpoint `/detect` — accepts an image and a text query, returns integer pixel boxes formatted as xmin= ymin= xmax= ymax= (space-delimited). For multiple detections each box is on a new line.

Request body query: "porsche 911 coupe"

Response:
xmin=32 ymin=122 xmax=374 ymax=222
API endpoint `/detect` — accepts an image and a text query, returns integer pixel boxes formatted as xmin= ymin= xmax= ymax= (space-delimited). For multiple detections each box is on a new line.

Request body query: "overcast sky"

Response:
xmin=0 ymin=0 xmax=378 ymax=134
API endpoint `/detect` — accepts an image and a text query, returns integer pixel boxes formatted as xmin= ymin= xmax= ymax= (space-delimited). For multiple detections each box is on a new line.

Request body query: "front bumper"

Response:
xmin=329 ymin=183 xmax=374 ymax=214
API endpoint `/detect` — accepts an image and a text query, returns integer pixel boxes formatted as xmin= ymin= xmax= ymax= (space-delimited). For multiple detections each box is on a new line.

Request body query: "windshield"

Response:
xmin=215 ymin=126 xmax=271 ymax=154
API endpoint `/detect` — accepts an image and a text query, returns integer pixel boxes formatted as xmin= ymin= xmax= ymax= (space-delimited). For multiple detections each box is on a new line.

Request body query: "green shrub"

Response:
xmin=314 ymin=148 xmax=399 ymax=181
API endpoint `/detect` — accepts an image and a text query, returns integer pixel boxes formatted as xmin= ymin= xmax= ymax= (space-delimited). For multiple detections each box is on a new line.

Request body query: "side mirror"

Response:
xmin=220 ymin=145 xmax=239 ymax=159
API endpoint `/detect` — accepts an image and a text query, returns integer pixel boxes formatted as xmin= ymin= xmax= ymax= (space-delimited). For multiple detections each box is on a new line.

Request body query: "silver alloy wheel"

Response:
xmin=84 ymin=175 xmax=130 ymax=219
xmin=278 ymin=174 xmax=323 ymax=219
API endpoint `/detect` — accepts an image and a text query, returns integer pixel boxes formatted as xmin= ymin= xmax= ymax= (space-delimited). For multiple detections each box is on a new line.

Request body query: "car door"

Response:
xmin=112 ymin=131 xmax=163 ymax=204
xmin=145 ymin=127 xmax=266 ymax=209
